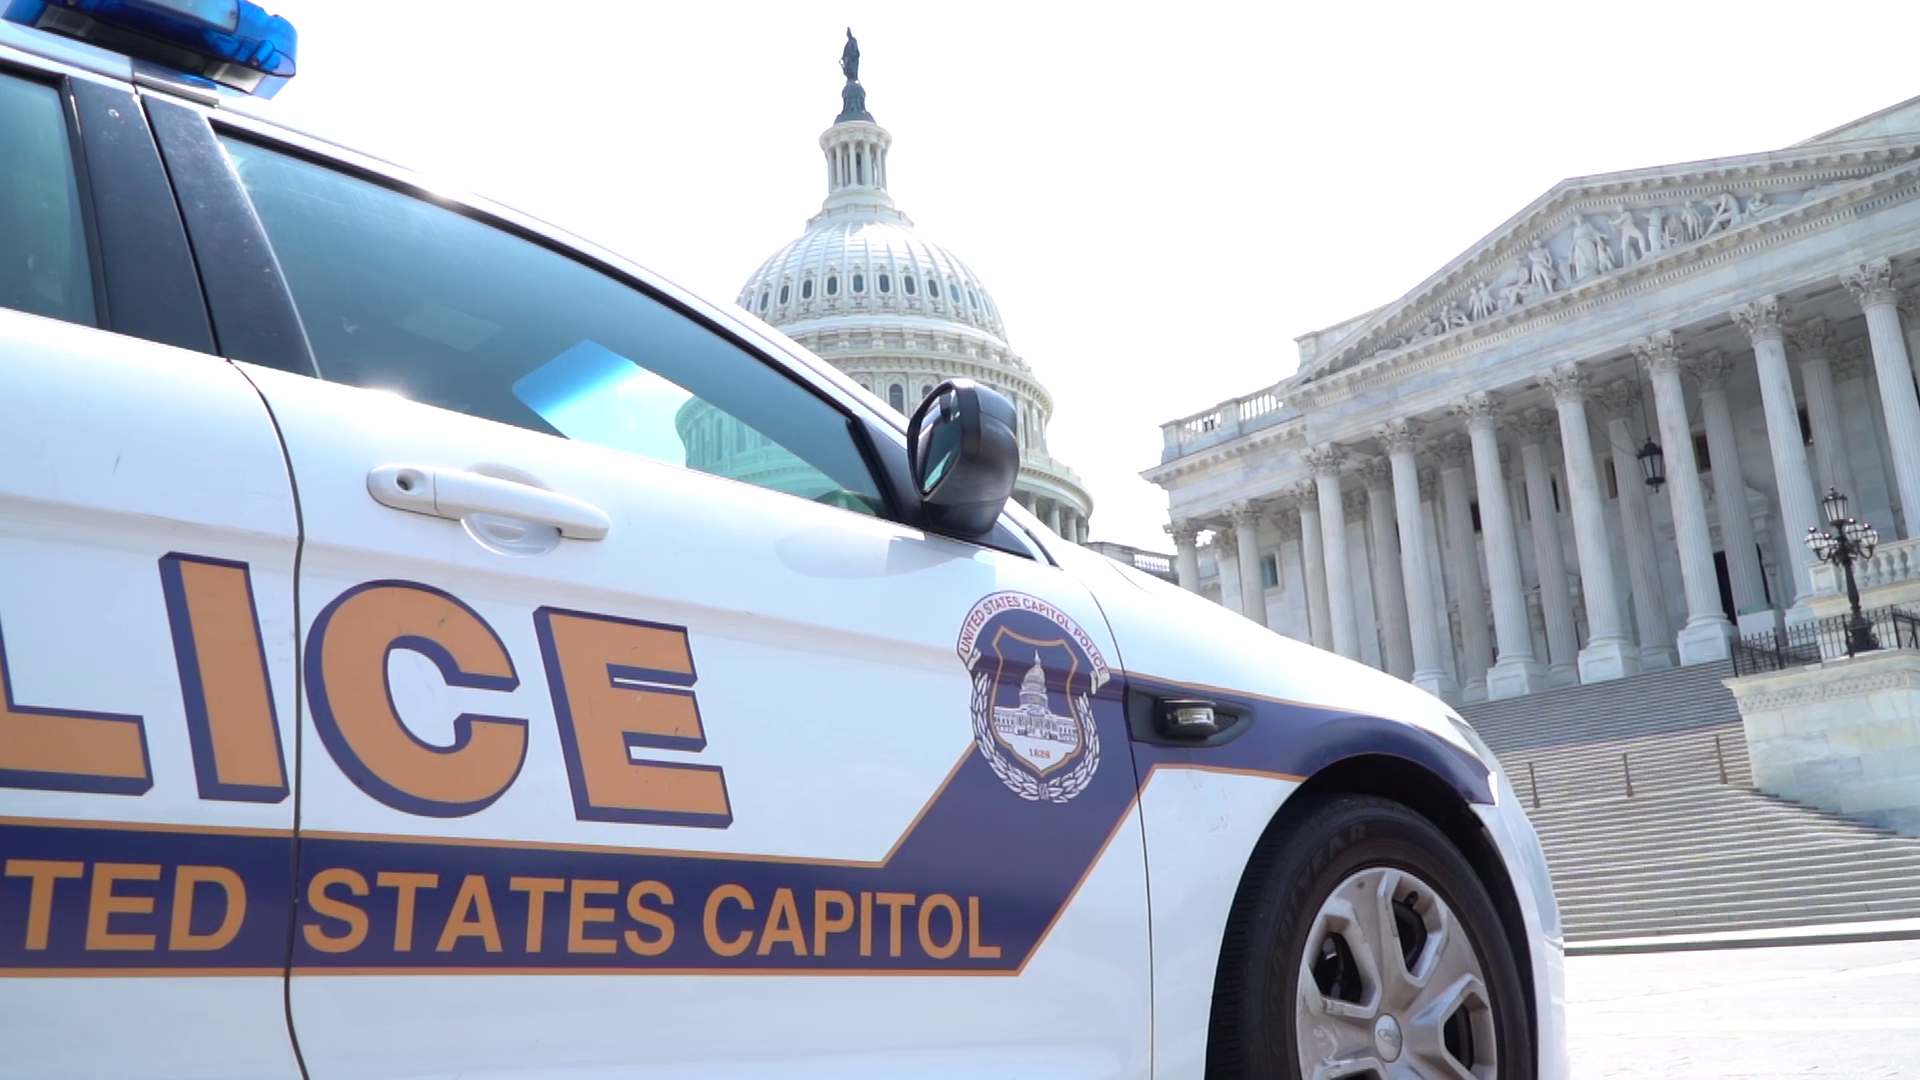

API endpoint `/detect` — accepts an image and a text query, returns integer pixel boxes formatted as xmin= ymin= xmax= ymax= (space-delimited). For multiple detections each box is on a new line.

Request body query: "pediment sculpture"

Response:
xmin=1321 ymin=185 xmax=1809 ymax=377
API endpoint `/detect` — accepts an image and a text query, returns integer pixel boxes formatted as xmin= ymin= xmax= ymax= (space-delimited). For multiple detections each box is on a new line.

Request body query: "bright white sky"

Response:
xmin=261 ymin=0 xmax=1919 ymax=551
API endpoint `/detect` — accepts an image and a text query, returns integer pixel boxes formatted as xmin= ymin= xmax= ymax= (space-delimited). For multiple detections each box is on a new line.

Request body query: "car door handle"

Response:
xmin=367 ymin=465 xmax=610 ymax=541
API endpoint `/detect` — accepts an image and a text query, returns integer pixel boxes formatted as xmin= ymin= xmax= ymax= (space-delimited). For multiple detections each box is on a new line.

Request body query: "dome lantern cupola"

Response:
xmin=819 ymin=29 xmax=900 ymax=221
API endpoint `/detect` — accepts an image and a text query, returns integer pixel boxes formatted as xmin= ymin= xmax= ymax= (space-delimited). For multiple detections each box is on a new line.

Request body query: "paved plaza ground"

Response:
xmin=1568 ymin=938 xmax=1920 ymax=1077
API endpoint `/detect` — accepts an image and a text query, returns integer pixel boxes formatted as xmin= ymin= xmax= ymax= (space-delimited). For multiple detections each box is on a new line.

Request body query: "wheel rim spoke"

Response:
xmin=1295 ymin=864 xmax=1497 ymax=1080
xmin=1308 ymin=1053 xmax=1391 ymax=1080
xmin=1406 ymin=973 xmax=1496 ymax=1079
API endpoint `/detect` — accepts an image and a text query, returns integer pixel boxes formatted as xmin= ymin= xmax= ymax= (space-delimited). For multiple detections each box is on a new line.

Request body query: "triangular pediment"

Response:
xmin=1292 ymin=133 xmax=1920 ymax=386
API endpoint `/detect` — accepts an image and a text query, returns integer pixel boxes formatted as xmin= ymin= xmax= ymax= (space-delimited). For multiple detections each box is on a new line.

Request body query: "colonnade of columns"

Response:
xmin=1165 ymin=259 xmax=1920 ymax=701
xmin=1017 ymin=491 xmax=1090 ymax=544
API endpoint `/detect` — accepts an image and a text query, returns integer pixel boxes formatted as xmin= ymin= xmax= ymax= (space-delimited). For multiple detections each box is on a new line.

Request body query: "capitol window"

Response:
xmin=888 ymin=384 xmax=905 ymax=412
xmin=777 ymin=284 xmax=789 ymax=304
xmin=758 ymin=291 xmax=769 ymax=311
xmin=852 ymin=273 xmax=865 ymax=293
xmin=967 ymin=288 xmax=978 ymax=308
xmin=878 ymin=274 xmax=891 ymax=293
xmin=926 ymin=277 xmax=940 ymax=298
xmin=826 ymin=275 xmax=839 ymax=296
xmin=903 ymin=276 xmax=916 ymax=295
xmin=949 ymin=283 xmax=961 ymax=302
xmin=801 ymin=279 xmax=814 ymax=299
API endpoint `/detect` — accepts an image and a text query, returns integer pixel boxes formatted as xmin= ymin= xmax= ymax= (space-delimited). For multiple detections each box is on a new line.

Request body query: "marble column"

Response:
xmin=1047 ymin=501 xmax=1064 ymax=537
xmin=1275 ymin=511 xmax=1303 ymax=639
xmin=1836 ymin=339 xmax=1894 ymax=525
xmin=1289 ymin=482 xmax=1335 ymax=652
xmin=1541 ymin=364 xmax=1637 ymax=682
xmin=1904 ymin=284 xmax=1920 ymax=389
xmin=1361 ymin=458 xmax=1415 ymax=680
xmin=1634 ymin=332 xmax=1734 ymax=663
xmin=1844 ymin=259 xmax=1920 ymax=539
xmin=1168 ymin=521 xmax=1201 ymax=593
xmin=1790 ymin=317 xmax=1857 ymax=502
xmin=1435 ymin=434 xmax=1492 ymax=700
xmin=1594 ymin=380 xmax=1677 ymax=670
xmin=1514 ymin=409 xmax=1580 ymax=686
xmin=1304 ymin=446 xmax=1361 ymax=659
xmin=1453 ymin=393 xmax=1545 ymax=698
xmin=1212 ymin=530 xmax=1240 ymax=611
xmin=1380 ymin=420 xmax=1457 ymax=700
xmin=1734 ymin=295 xmax=1822 ymax=614
xmin=1690 ymin=349 xmax=1771 ymax=632
xmin=1229 ymin=501 xmax=1268 ymax=628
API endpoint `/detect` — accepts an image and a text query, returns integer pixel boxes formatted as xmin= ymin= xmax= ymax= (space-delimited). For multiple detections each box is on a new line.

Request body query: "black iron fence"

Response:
xmin=1730 ymin=605 xmax=1920 ymax=676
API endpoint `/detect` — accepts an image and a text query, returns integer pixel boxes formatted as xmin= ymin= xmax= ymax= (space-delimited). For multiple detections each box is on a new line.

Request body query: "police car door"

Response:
xmin=189 ymin=118 xmax=1151 ymax=1078
xmin=0 ymin=62 xmax=301 ymax=1080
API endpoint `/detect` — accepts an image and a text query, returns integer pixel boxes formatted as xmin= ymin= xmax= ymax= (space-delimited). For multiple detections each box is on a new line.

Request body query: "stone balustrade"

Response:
xmin=1808 ymin=535 xmax=1920 ymax=617
xmin=1159 ymin=385 xmax=1292 ymax=461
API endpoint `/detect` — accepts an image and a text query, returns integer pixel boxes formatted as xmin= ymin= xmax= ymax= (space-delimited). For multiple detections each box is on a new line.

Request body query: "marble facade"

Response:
xmin=1147 ymin=97 xmax=1920 ymax=702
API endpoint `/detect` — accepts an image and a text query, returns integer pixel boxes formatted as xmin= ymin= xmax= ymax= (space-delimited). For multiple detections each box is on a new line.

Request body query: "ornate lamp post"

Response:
xmin=1804 ymin=487 xmax=1881 ymax=655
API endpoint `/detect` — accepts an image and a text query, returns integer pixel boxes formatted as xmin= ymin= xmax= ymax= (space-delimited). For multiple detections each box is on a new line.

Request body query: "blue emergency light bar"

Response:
xmin=3 ymin=0 xmax=296 ymax=97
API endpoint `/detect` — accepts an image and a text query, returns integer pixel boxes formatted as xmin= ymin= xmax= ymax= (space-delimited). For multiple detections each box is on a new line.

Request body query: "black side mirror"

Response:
xmin=907 ymin=378 xmax=1019 ymax=538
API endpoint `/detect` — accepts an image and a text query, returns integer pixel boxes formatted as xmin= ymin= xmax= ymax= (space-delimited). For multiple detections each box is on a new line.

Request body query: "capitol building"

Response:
xmin=1148 ymin=96 xmax=1920 ymax=702
xmin=700 ymin=36 xmax=1093 ymax=542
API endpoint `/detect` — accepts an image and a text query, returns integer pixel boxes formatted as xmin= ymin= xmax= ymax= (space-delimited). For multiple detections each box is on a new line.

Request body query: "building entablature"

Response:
xmin=824 ymin=351 xmax=1053 ymax=416
xmin=1018 ymin=458 xmax=1092 ymax=505
xmin=782 ymin=316 xmax=1028 ymax=367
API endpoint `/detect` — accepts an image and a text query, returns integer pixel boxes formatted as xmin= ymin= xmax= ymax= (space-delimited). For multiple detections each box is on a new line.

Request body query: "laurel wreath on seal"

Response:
xmin=970 ymin=671 xmax=1101 ymax=803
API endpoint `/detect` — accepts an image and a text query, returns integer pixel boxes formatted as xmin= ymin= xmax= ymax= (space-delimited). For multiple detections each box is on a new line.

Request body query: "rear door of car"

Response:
xmin=0 ymin=41 xmax=302 ymax=1080
xmin=149 ymin=97 xmax=1155 ymax=1079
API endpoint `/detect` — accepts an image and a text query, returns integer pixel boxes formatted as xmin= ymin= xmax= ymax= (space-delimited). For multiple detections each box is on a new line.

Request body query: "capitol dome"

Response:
xmin=727 ymin=33 xmax=1093 ymax=543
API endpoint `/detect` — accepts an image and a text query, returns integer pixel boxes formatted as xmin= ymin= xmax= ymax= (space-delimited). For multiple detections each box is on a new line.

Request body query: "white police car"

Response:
xmin=0 ymin=3 xmax=1566 ymax=1077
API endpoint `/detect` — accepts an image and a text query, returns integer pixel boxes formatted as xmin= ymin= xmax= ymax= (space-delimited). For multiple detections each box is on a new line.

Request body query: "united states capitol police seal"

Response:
xmin=955 ymin=592 xmax=1108 ymax=803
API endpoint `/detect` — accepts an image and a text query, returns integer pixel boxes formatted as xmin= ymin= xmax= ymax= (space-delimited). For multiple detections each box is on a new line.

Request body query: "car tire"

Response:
xmin=1207 ymin=794 xmax=1533 ymax=1079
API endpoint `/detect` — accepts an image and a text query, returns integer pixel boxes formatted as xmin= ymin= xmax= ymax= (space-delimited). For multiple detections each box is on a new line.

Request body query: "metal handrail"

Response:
xmin=1729 ymin=605 xmax=1920 ymax=677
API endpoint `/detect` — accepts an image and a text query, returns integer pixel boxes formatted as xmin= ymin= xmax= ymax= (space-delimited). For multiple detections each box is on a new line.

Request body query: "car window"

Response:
xmin=0 ymin=71 xmax=94 ymax=326
xmin=220 ymin=137 xmax=885 ymax=516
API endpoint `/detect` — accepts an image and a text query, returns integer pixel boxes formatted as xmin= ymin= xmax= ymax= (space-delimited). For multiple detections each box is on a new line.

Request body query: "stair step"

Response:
xmin=1559 ymin=875 xmax=1920 ymax=907
xmin=1567 ymin=897 xmax=1920 ymax=935
xmin=1540 ymin=830 xmax=1890 ymax=862
xmin=1548 ymin=856 xmax=1920 ymax=888
xmin=1446 ymin=661 xmax=1920 ymax=940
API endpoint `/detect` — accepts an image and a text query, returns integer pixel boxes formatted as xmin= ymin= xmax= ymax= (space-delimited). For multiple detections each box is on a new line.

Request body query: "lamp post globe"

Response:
xmin=1823 ymin=486 xmax=1850 ymax=527
xmin=1638 ymin=438 xmax=1665 ymax=491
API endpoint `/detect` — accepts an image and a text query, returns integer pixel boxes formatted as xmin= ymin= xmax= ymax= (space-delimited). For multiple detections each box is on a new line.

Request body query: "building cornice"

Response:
xmin=1291 ymin=141 xmax=1920 ymax=402
xmin=1288 ymin=148 xmax=1920 ymax=412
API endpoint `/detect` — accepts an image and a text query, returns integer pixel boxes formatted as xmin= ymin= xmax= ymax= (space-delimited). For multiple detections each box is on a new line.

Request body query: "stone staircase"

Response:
xmin=1459 ymin=663 xmax=1920 ymax=942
